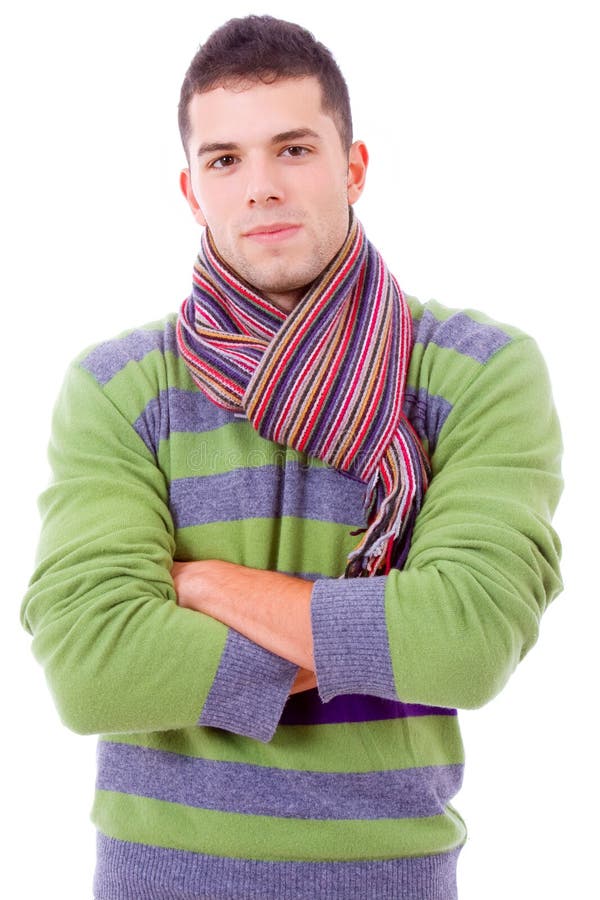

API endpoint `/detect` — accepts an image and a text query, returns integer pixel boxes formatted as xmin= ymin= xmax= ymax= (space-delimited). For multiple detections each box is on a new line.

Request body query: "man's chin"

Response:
xmin=240 ymin=267 xmax=317 ymax=299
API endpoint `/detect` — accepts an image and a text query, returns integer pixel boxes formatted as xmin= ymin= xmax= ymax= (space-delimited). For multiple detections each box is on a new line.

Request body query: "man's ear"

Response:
xmin=347 ymin=141 xmax=369 ymax=205
xmin=179 ymin=169 xmax=207 ymax=227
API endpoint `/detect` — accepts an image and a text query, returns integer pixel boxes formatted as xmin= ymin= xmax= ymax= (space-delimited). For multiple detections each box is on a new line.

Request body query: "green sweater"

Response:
xmin=21 ymin=296 xmax=563 ymax=899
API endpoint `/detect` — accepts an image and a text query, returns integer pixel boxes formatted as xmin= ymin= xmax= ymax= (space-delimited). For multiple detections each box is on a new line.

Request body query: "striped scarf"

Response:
xmin=176 ymin=211 xmax=430 ymax=576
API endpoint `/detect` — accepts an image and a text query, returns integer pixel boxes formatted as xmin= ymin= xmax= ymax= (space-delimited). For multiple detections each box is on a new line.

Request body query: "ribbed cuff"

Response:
xmin=198 ymin=629 xmax=298 ymax=742
xmin=311 ymin=577 xmax=398 ymax=703
xmin=95 ymin=833 xmax=461 ymax=900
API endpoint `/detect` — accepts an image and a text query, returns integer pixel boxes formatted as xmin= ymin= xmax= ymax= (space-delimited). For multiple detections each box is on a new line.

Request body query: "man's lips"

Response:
xmin=243 ymin=223 xmax=302 ymax=243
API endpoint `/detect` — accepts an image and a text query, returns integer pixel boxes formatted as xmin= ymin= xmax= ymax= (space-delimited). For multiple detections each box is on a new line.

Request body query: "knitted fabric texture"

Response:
xmin=176 ymin=211 xmax=430 ymax=574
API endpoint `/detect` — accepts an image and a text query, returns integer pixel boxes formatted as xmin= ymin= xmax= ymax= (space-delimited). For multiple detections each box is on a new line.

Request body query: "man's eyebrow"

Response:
xmin=196 ymin=141 xmax=239 ymax=158
xmin=270 ymin=128 xmax=321 ymax=145
xmin=195 ymin=128 xmax=321 ymax=158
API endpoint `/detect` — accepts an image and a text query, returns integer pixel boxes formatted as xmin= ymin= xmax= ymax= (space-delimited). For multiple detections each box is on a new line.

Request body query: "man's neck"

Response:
xmin=264 ymin=287 xmax=305 ymax=314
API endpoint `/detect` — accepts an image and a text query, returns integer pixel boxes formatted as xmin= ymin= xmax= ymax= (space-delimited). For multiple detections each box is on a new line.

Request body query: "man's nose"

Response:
xmin=244 ymin=158 xmax=284 ymax=206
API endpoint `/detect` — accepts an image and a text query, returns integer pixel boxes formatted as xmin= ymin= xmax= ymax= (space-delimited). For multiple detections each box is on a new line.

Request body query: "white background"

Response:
xmin=2 ymin=1 xmax=598 ymax=897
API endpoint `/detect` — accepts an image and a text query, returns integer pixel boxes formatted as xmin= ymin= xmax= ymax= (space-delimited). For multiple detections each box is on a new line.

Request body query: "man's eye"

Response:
xmin=282 ymin=146 xmax=309 ymax=158
xmin=210 ymin=155 xmax=237 ymax=169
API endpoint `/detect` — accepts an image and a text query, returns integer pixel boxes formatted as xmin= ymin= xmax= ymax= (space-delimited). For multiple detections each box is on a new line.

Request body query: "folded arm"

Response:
xmin=21 ymin=361 xmax=301 ymax=742
xmin=310 ymin=336 xmax=563 ymax=708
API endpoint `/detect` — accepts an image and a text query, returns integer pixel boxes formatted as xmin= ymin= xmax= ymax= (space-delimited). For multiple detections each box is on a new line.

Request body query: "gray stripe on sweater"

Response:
xmin=169 ymin=463 xmax=367 ymax=529
xmin=132 ymin=387 xmax=453 ymax=460
xmin=80 ymin=311 xmax=510 ymax=391
xmin=413 ymin=309 xmax=511 ymax=363
xmin=80 ymin=321 xmax=178 ymax=386
xmin=403 ymin=387 xmax=452 ymax=453
xmin=96 ymin=741 xmax=463 ymax=820
xmin=133 ymin=388 xmax=236 ymax=454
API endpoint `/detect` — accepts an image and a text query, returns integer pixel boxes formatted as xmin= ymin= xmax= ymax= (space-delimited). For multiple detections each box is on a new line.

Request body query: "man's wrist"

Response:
xmin=172 ymin=560 xmax=315 ymax=670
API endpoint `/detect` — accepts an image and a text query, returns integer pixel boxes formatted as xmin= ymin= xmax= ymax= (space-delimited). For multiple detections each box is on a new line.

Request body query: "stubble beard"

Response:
xmin=230 ymin=225 xmax=349 ymax=304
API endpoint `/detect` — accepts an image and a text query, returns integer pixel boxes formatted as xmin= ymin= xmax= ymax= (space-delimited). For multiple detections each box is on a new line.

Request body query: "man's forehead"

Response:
xmin=187 ymin=76 xmax=329 ymax=144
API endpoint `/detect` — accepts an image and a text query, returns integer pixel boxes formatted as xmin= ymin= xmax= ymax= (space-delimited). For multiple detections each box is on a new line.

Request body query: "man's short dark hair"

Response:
xmin=178 ymin=15 xmax=353 ymax=160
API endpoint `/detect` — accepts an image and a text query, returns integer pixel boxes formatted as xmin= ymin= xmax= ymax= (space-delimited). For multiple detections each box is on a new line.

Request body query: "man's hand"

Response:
xmin=290 ymin=667 xmax=318 ymax=694
xmin=171 ymin=560 xmax=315 ymax=672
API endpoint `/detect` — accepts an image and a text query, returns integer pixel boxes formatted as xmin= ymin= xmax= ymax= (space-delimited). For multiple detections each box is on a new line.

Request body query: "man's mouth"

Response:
xmin=243 ymin=223 xmax=302 ymax=243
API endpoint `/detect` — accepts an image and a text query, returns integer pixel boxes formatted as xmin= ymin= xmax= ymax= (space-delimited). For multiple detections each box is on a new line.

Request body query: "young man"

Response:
xmin=21 ymin=15 xmax=562 ymax=900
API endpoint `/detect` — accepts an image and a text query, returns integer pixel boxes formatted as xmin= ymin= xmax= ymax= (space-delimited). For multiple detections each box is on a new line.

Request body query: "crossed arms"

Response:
xmin=21 ymin=332 xmax=563 ymax=741
xmin=172 ymin=559 xmax=317 ymax=693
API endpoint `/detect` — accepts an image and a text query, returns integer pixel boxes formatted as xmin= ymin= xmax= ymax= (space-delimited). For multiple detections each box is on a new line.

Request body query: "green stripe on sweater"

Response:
xmin=93 ymin=791 xmax=467 ymax=861
xmin=167 ymin=426 xmax=326 ymax=479
xmin=175 ymin=518 xmax=358 ymax=575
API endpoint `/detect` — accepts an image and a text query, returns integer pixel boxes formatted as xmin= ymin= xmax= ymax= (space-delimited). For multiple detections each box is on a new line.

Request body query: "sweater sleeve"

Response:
xmin=20 ymin=361 xmax=297 ymax=741
xmin=311 ymin=335 xmax=563 ymax=708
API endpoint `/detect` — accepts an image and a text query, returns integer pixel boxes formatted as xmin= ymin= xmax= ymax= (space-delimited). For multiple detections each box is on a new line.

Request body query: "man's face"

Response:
xmin=181 ymin=76 xmax=368 ymax=311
